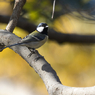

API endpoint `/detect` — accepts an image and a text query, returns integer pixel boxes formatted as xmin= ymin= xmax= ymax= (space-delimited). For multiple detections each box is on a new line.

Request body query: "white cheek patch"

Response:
xmin=37 ymin=27 xmax=44 ymax=32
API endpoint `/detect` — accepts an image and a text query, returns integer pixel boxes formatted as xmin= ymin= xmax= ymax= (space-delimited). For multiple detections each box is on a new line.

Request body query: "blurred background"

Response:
xmin=0 ymin=0 xmax=95 ymax=95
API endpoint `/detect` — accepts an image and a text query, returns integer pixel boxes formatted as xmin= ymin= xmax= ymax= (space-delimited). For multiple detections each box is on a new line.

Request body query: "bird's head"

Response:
xmin=36 ymin=23 xmax=48 ymax=35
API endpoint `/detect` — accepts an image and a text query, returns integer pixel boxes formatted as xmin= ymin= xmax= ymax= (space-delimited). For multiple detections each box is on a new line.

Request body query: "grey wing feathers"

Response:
xmin=2 ymin=31 xmax=47 ymax=50
xmin=20 ymin=33 xmax=45 ymax=43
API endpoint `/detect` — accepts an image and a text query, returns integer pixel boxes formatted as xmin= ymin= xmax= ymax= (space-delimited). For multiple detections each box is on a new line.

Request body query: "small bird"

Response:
xmin=2 ymin=23 xmax=48 ymax=53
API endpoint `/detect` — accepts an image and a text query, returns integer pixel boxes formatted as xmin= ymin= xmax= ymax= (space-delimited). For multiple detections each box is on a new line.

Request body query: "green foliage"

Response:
xmin=23 ymin=0 xmax=53 ymax=24
xmin=1 ymin=0 xmax=95 ymax=94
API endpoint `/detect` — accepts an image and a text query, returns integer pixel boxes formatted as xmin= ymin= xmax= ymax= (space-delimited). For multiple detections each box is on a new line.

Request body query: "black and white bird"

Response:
xmin=2 ymin=23 xmax=48 ymax=51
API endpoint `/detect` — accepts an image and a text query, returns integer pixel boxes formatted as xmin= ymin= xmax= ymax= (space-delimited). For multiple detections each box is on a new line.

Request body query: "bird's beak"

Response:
xmin=45 ymin=26 xmax=48 ymax=28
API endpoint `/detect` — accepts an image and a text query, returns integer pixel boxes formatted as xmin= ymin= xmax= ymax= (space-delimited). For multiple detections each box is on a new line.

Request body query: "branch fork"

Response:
xmin=0 ymin=0 xmax=95 ymax=95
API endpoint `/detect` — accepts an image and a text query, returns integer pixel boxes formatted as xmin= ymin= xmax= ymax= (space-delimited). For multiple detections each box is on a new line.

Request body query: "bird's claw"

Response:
xmin=28 ymin=52 xmax=35 ymax=57
xmin=27 ymin=48 xmax=37 ymax=57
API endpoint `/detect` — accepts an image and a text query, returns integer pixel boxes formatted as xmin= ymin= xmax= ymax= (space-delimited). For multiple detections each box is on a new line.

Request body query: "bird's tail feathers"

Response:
xmin=2 ymin=43 xmax=23 ymax=50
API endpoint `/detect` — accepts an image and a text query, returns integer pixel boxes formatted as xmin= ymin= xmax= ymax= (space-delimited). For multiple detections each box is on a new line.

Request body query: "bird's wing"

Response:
xmin=20 ymin=31 xmax=46 ymax=43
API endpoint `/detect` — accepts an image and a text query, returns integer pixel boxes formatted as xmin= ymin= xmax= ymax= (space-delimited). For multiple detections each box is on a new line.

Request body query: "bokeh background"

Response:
xmin=0 ymin=0 xmax=95 ymax=95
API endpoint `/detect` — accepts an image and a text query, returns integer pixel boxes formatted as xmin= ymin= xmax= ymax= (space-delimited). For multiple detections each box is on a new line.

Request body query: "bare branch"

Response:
xmin=48 ymin=29 xmax=95 ymax=44
xmin=0 ymin=0 xmax=95 ymax=94
xmin=51 ymin=0 xmax=56 ymax=19
xmin=0 ymin=15 xmax=95 ymax=44
xmin=0 ymin=29 xmax=95 ymax=95
xmin=5 ymin=0 xmax=26 ymax=32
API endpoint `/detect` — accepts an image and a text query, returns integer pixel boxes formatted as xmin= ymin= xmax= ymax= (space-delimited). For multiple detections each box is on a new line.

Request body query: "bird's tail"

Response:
xmin=2 ymin=43 xmax=23 ymax=50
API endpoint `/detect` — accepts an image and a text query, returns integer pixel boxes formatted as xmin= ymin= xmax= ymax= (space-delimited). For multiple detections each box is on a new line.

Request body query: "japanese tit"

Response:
xmin=2 ymin=23 xmax=48 ymax=50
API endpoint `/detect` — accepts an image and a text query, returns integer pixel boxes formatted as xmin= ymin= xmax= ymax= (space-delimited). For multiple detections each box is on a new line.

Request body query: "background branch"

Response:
xmin=5 ymin=0 xmax=26 ymax=32
xmin=0 ymin=15 xmax=95 ymax=44
xmin=0 ymin=0 xmax=95 ymax=94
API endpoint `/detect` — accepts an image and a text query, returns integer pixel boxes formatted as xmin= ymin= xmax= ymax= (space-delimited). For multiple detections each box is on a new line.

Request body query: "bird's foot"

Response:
xmin=27 ymin=48 xmax=44 ymax=61
xmin=27 ymin=48 xmax=37 ymax=57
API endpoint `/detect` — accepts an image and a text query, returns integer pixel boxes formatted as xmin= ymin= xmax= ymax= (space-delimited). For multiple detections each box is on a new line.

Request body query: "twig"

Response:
xmin=51 ymin=0 xmax=56 ymax=19
xmin=6 ymin=0 xmax=26 ymax=32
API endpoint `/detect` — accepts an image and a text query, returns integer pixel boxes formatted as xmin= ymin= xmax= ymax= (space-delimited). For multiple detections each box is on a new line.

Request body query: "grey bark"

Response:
xmin=0 ymin=0 xmax=95 ymax=95
xmin=6 ymin=0 xmax=26 ymax=32
xmin=0 ymin=29 xmax=95 ymax=95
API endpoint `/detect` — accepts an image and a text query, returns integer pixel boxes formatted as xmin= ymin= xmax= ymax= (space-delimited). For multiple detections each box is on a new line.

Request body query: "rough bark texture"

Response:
xmin=5 ymin=0 xmax=26 ymax=32
xmin=0 ymin=29 xmax=95 ymax=95
xmin=0 ymin=0 xmax=95 ymax=95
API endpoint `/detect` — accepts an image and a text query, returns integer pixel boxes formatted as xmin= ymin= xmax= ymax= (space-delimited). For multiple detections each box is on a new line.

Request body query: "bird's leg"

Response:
xmin=28 ymin=48 xmax=37 ymax=57
xmin=29 ymin=48 xmax=35 ymax=53
xmin=28 ymin=48 xmax=44 ymax=61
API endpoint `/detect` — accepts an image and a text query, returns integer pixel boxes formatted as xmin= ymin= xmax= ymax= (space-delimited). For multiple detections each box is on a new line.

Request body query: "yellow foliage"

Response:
xmin=0 ymin=1 xmax=12 ymax=15
xmin=1 ymin=14 xmax=95 ymax=94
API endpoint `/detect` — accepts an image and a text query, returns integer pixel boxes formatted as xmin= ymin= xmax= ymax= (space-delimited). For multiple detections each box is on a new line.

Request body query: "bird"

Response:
xmin=2 ymin=23 xmax=48 ymax=54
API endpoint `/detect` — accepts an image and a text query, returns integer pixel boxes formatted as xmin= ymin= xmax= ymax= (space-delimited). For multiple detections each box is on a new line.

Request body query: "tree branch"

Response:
xmin=0 ymin=0 xmax=95 ymax=94
xmin=5 ymin=0 xmax=26 ymax=32
xmin=0 ymin=29 xmax=95 ymax=95
xmin=49 ymin=29 xmax=95 ymax=44
xmin=0 ymin=15 xmax=95 ymax=44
